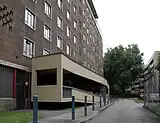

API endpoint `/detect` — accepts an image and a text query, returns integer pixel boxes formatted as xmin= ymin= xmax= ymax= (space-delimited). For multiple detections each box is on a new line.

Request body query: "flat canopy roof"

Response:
xmin=33 ymin=52 xmax=109 ymax=89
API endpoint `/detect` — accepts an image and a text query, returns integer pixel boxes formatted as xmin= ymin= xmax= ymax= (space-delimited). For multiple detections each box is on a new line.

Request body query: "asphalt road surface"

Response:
xmin=86 ymin=99 xmax=160 ymax=123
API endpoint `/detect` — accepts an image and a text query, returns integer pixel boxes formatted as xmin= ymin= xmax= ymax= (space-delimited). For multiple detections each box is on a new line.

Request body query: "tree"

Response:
xmin=156 ymin=53 xmax=160 ymax=72
xmin=104 ymin=44 xmax=144 ymax=95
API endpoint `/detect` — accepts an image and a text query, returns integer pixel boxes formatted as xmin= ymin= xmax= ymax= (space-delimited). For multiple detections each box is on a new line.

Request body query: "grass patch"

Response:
xmin=132 ymin=98 xmax=144 ymax=103
xmin=0 ymin=111 xmax=41 ymax=123
xmin=148 ymin=104 xmax=160 ymax=115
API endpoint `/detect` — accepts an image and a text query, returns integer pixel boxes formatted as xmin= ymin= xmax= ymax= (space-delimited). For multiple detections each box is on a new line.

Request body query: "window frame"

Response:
xmin=67 ymin=26 xmax=71 ymax=38
xmin=23 ymin=37 xmax=35 ymax=58
xmin=74 ymin=5 xmax=77 ymax=14
xmin=67 ymin=10 xmax=71 ymax=21
xmin=32 ymin=0 xmax=37 ymax=3
xmin=57 ymin=35 xmax=63 ymax=50
xmin=73 ymin=50 xmax=77 ymax=60
xmin=43 ymin=48 xmax=50 ymax=55
xmin=44 ymin=1 xmax=52 ymax=18
xmin=58 ymin=0 xmax=63 ymax=10
xmin=66 ymin=44 xmax=71 ymax=55
xmin=57 ymin=15 xmax=63 ymax=30
xmin=74 ymin=35 xmax=77 ymax=44
xmin=74 ymin=20 xmax=77 ymax=29
xmin=44 ymin=24 xmax=52 ymax=41
xmin=25 ymin=7 xmax=36 ymax=30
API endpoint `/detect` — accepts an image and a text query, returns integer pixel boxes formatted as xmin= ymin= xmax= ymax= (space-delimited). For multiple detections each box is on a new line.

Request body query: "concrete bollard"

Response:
xmin=92 ymin=96 xmax=95 ymax=111
xmin=84 ymin=96 xmax=87 ymax=116
xmin=72 ymin=96 xmax=75 ymax=120
xmin=33 ymin=95 xmax=38 ymax=123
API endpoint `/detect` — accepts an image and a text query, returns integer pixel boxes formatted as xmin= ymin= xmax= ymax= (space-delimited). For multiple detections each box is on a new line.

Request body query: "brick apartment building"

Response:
xmin=0 ymin=0 xmax=108 ymax=110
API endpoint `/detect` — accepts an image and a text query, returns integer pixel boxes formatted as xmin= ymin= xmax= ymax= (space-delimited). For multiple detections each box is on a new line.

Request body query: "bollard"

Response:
xmin=100 ymin=95 xmax=102 ymax=107
xmin=92 ymin=96 xmax=94 ymax=111
xmin=72 ymin=96 xmax=75 ymax=120
xmin=84 ymin=96 xmax=87 ymax=116
xmin=33 ymin=95 xmax=38 ymax=123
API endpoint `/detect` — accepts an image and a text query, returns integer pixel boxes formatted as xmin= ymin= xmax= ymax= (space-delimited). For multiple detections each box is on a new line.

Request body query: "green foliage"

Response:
xmin=104 ymin=44 xmax=144 ymax=95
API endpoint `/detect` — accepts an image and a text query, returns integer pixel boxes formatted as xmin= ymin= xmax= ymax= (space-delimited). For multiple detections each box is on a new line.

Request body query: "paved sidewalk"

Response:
xmin=38 ymin=101 xmax=117 ymax=123
xmin=86 ymin=99 xmax=160 ymax=123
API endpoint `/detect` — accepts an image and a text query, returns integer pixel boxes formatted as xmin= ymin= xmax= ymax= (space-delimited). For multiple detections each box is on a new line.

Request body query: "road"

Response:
xmin=86 ymin=99 xmax=160 ymax=123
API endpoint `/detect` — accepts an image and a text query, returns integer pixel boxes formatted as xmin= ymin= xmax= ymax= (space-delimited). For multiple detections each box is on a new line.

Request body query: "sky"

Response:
xmin=93 ymin=0 xmax=160 ymax=64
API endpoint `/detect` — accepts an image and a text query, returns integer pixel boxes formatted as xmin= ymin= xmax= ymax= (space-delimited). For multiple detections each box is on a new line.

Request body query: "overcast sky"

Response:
xmin=93 ymin=0 xmax=160 ymax=64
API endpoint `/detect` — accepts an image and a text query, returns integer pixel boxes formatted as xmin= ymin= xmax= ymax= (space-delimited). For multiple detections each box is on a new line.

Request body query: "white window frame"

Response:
xmin=67 ymin=0 xmax=70 ymax=4
xmin=87 ymin=28 xmax=89 ymax=33
xmin=44 ymin=24 xmax=51 ymax=41
xmin=74 ymin=35 xmax=77 ymax=44
xmin=83 ymin=34 xmax=86 ymax=41
xmin=58 ymin=0 xmax=63 ymax=10
xmin=83 ymin=47 xmax=86 ymax=54
xmin=45 ymin=1 xmax=52 ymax=18
xmin=67 ymin=26 xmax=71 ymax=38
xmin=57 ymin=35 xmax=63 ymax=49
xmin=83 ymin=22 xmax=85 ymax=28
xmin=57 ymin=16 xmax=63 ymax=29
xmin=66 ymin=44 xmax=71 ymax=55
xmin=67 ymin=10 xmax=71 ymax=20
xmin=74 ymin=5 xmax=76 ymax=14
xmin=74 ymin=20 xmax=77 ymax=29
xmin=32 ymin=0 xmax=37 ymax=3
xmin=25 ymin=8 xmax=35 ymax=29
xmin=73 ymin=50 xmax=77 ymax=59
xmin=83 ymin=9 xmax=85 ymax=15
xmin=43 ymin=49 xmax=50 ymax=55
xmin=23 ymin=38 xmax=35 ymax=58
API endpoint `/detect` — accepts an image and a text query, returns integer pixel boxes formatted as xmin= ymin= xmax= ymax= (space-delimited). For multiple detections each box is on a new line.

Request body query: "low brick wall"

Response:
xmin=0 ymin=98 xmax=16 ymax=111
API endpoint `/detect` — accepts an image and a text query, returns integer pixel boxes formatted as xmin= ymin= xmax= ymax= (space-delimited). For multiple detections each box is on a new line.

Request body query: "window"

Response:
xmin=83 ymin=34 xmax=86 ymax=41
xmin=93 ymin=46 xmax=96 ymax=52
xmin=83 ymin=0 xmax=85 ymax=3
xmin=79 ymin=47 xmax=82 ymax=56
xmin=58 ymin=0 xmax=63 ymax=10
xmin=45 ymin=1 xmax=52 ymax=18
xmin=83 ymin=22 xmax=85 ymax=28
xmin=67 ymin=10 xmax=71 ymax=20
xmin=86 ymin=17 xmax=89 ymax=22
xmin=74 ymin=20 xmax=77 ymax=29
xmin=25 ymin=8 xmax=35 ymax=29
xmin=57 ymin=36 xmax=63 ymax=49
xmin=74 ymin=35 xmax=77 ymax=44
xmin=57 ymin=16 xmax=63 ymax=29
xmin=23 ymin=38 xmax=34 ymax=58
xmin=32 ymin=0 xmax=36 ymax=3
xmin=73 ymin=50 xmax=77 ymax=59
xmin=82 ymin=9 xmax=85 ymax=15
xmin=43 ymin=49 xmax=50 ymax=55
xmin=83 ymin=47 xmax=86 ymax=54
xmin=87 ymin=28 xmax=89 ymax=33
xmin=37 ymin=69 xmax=57 ymax=86
xmin=44 ymin=24 xmax=51 ymax=41
xmin=67 ymin=0 xmax=70 ymax=4
xmin=66 ymin=45 xmax=70 ymax=55
xmin=74 ymin=5 xmax=76 ymax=14
xmin=67 ymin=26 xmax=71 ymax=37
xmin=87 ymin=38 xmax=89 ymax=45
